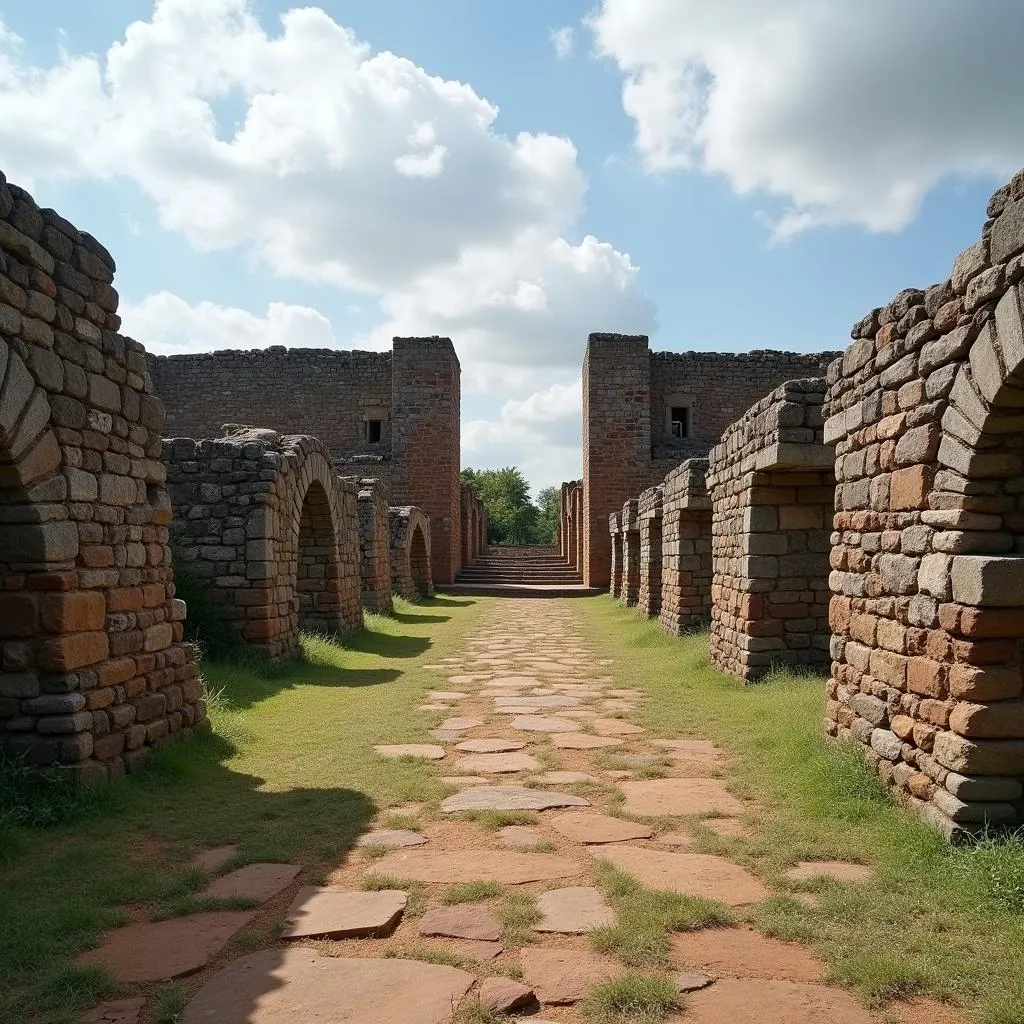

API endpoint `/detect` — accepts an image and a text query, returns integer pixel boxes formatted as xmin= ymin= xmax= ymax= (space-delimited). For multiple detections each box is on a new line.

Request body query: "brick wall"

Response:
xmin=660 ymin=458 xmax=713 ymax=634
xmin=638 ymin=485 xmax=663 ymax=617
xmin=608 ymin=512 xmax=623 ymax=598
xmin=354 ymin=477 xmax=392 ymax=615
xmin=0 ymin=173 xmax=202 ymax=780
xmin=390 ymin=506 xmax=433 ymax=600
xmin=620 ymin=498 xmax=641 ymax=606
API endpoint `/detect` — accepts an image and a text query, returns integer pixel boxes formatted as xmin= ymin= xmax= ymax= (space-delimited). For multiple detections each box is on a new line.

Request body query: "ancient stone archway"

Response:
xmin=659 ymin=457 xmax=713 ymax=635
xmin=165 ymin=429 xmax=362 ymax=661
xmin=706 ymin=380 xmax=834 ymax=681
xmin=354 ymin=478 xmax=393 ymax=615
xmin=638 ymin=485 xmax=663 ymax=618
xmin=619 ymin=499 xmax=640 ymax=606
xmin=390 ymin=506 xmax=434 ymax=600
xmin=608 ymin=512 xmax=623 ymax=599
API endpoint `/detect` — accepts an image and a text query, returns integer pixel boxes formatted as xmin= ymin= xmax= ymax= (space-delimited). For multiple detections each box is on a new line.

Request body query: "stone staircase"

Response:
xmin=447 ymin=546 xmax=596 ymax=597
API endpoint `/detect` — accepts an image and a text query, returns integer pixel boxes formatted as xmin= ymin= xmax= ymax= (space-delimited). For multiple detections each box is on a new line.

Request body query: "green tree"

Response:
xmin=535 ymin=485 xmax=561 ymax=545
xmin=462 ymin=466 xmax=545 ymax=545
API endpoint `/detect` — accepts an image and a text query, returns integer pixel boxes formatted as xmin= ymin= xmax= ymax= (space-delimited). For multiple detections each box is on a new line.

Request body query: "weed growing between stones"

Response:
xmin=497 ymin=891 xmax=540 ymax=947
xmin=153 ymin=982 xmax=186 ymax=1024
xmin=442 ymin=880 xmax=504 ymax=904
xmin=361 ymin=876 xmax=427 ymax=917
xmin=383 ymin=944 xmax=467 ymax=968
xmin=459 ymin=810 xmax=538 ymax=830
xmin=580 ymin=973 xmax=681 ymax=1024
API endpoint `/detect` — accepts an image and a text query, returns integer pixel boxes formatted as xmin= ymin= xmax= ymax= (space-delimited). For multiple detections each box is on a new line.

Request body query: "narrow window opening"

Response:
xmin=364 ymin=419 xmax=383 ymax=444
xmin=670 ymin=406 xmax=690 ymax=439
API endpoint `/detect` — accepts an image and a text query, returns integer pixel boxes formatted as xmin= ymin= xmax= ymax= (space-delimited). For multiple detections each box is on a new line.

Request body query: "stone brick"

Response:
xmin=40 ymin=591 xmax=105 ymax=633
xmin=37 ymin=631 xmax=109 ymax=672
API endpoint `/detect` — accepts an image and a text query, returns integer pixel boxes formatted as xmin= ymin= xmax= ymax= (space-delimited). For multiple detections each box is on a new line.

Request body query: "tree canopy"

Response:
xmin=462 ymin=467 xmax=561 ymax=546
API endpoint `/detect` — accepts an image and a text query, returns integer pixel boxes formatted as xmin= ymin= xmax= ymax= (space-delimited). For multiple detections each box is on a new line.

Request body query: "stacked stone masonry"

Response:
xmin=164 ymin=428 xmax=362 ymax=662
xmin=559 ymin=480 xmax=582 ymax=571
xmin=583 ymin=333 xmax=837 ymax=588
xmin=608 ymin=512 xmax=623 ymax=599
xmin=150 ymin=337 xmax=462 ymax=584
xmin=659 ymin=458 xmax=713 ymax=634
xmin=0 ymin=172 xmax=203 ymax=780
xmin=638 ymin=485 xmax=663 ymax=618
xmin=460 ymin=484 xmax=486 ymax=568
xmin=390 ymin=506 xmax=434 ymax=601
xmin=824 ymin=168 xmax=1024 ymax=835
xmin=619 ymin=499 xmax=640 ymax=607
xmin=706 ymin=379 xmax=835 ymax=681
xmin=354 ymin=478 xmax=392 ymax=616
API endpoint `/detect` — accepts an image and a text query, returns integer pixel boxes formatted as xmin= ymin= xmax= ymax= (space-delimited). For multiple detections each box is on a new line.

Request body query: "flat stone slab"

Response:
xmin=439 ymin=775 xmax=490 ymax=786
xmin=192 ymin=846 xmax=237 ymax=872
xmin=510 ymin=716 xmax=579 ymax=733
xmin=492 ymin=706 xmax=541 ymax=715
xmin=653 ymin=739 xmax=720 ymax=756
xmin=593 ymin=718 xmax=646 ymax=736
xmin=675 ymin=972 xmax=714 ymax=993
xmin=538 ymin=771 xmax=600 ymax=784
xmin=491 ymin=675 xmax=543 ymax=686
xmin=367 ymin=849 xmax=582 ymax=884
xmin=83 ymin=998 xmax=145 ymax=1023
xmin=684 ymin=979 xmax=873 ymax=1024
xmin=430 ymin=730 xmax=464 ymax=742
xmin=441 ymin=786 xmax=590 ymax=813
xmin=534 ymin=886 xmax=614 ymax=933
xmin=439 ymin=717 xmax=485 ymax=731
xmin=658 ymin=831 xmax=695 ymax=847
xmin=448 ymin=939 xmax=503 ymax=961
xmin=181 ymin=949 xmax=475 ymax=1024
xmin=603 ymin=700 xmax=636 ymax=712
xmin=671 ymin=925 xmax=825 ymax=982
xmin=495 ymin=696 xmax=581 ymax=708
xmin=520 ymin=947 xmax=622 ymax=1004
xmin=419 ymin=704 xmax=447 ymax=711
xmin=419 ymin=905 xmax=501 ymax=941
xmin=78 ymin=911 xmax=256 ymax=982
xmin=479 ymin=977 xmax=536 ymax=1013
xmin=374 ymin=745 xmax=446 ymax=760
xmin=455 ymin=738 xmax=526 ymax=753
xmin=619 ymin=778 xmax=746 ymax=817
xmin=496 ymin=825 xmax=546 ymax=848
xmin=785 ymin=860 xmax=874 ymax=883
xmin=592 ymin=847 xmax=769 ymax=906
xmin=549 ymin=811 xmax=654 ymax=844
xmin=203 ymin=863 xmax=300 ymax=902
xmin=454 ymin=752 xmax=540 ymax=774
xmin=356 ymin=830 xmax=427 ymax=849
xmin=551 ymin=733 xmax=623 ymax=749
xmin=282 ymin=887 xmax=406 ymax=939
xmin=427 ymin=692 xmax=470 ymax=701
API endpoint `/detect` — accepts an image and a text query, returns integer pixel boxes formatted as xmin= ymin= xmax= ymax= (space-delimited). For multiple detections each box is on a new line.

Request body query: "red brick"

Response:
xmin=890 ymin=466 xmax=931 ymax=511
xmin=40 ymin=591 xmax=106 ymax=633
xmin=38 ymin=631 xmax=109 ymax=672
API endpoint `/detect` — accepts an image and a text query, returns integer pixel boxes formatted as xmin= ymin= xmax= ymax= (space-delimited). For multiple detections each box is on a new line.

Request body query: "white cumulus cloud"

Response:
xmin=550 ymin=26 xmax=574 ymax=59
xmin=590 ymin=0 xmax=1024 ymax=238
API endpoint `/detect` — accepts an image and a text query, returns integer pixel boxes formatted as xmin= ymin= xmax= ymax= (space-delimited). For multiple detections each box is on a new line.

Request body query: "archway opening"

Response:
xmin=296 ymin=479 xmax=343 ymax=633
xmin=410 ymin=523 xmax=432 ymax=598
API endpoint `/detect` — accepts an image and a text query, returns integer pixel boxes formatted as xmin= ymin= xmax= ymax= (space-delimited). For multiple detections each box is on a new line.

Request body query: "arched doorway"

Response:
xmin=296 ymin=479 xmax=345 ymax=633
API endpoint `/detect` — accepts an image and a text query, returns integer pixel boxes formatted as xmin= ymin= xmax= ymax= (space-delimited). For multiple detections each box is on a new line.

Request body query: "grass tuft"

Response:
xmin=442 ymin=880 xmax=504 ymax=904
xmin=361 ymin=875 xmax=426 ymax=916
xmin=383 ymin=944 xmax=467 ymax=967
xmin=154 ymin=982 xmax=187 ymax=1024
xmin=580 ymin=973 xmax=680 ymax=1024
xmin=460 ymin=810 xmax=538 ymax=830
xmin=497 ymin=890 xmax=540 ymax=947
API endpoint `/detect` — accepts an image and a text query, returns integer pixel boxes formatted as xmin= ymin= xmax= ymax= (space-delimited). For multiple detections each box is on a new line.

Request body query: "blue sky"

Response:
xmin=1 ymin=0 xmax=1020 ymax=492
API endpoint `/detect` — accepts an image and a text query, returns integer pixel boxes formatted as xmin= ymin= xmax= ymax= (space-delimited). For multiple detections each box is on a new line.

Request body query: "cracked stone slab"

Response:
xmin=510 ymin=716 xmax=580 ymax=733
xmin=549 ymin=812 xmax=654 ymax=844
xmin=520 ymin=947 xmax=622 ymax=1004
xmin=374 ymin=744 xmax=446 ymax=760
xmin=538 ymin=771 xmax=600 ymax=784
xmin=180 ymin=949 xmax=476 ymax=1024
xmin=496 ymin=825 xmax=546 ymax=848
xmin=366 ymin=849 xmax=582 ymax=884
xmin=551 ymin=733 xmax=624 ymax=749
xmin=670 ymin=925 xmax=824 ymax=982
xmin=419 ymin=905 xmax=501 ymax=941
xmin=683 ymin=979 xmax=873 ymax=1024
xmin=282 ymin=888 xmax=407 ymax=939
xmin=619 ymin=778 xmax=746 ymax=817
xmin=534 ymin=886 xmax=614 ymax=933
xmin=453 ymin=752 xmax=540 ymax=774
xmin=441 ymin=786 xmax=590 ymax=813
xmin=203 ymin=863 xmax=301 ymax=902
xmin=438 ymin=717 xmax=485 ymax=732
xmin=455 ymin=738 xmax=527 ymax=753
xmin=77 ymin=911 xmax=256 ymax=983
xmin=356 ymin=830 xmax=427 ymax=849
xmin=494 ymin=696 xmax=581 ymax=709
xmin=592 ymin=847 xmax=769 ymax=906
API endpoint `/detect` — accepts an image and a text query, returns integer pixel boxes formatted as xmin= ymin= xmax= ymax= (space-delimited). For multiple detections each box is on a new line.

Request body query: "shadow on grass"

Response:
xmin=426 ymin=595 xmax=477 ymax=607
xmin=0 ymin=728 xmax=377 ymax=1024
xmin=389 ymin=611 xmax=451 ymax=624
xmin=341 ymin=630 xmax=431 ymax=659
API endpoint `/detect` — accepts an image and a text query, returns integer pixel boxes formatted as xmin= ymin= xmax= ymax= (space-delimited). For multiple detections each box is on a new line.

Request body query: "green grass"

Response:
xmin=154 ymin=982 xmax=186 ymax=1024
xmin=459 ymin=809 xmax=538 ymax=830
xmin=0 ymin=595 xmax=489 ymax=1024
xmin=441 ymin=880 xmax=504 ymax=903
xmin=497 ymin=890 xmax=540 ymax=947
xmin=383 ymin=944 xmax=467 ymax=967
xmin=590 ymin=862 xmax=733 ymax=968
xmin=360 ymin=875 xmax=427 ymax=916
xmin=581 ymin=974 xmax=680 ymax=1024
xmin=574 ymin=596 xmax=1024 ymax=1021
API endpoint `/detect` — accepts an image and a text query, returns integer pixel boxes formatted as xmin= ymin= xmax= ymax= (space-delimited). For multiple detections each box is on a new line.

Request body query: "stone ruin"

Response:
xmin=659 ymin=458 xmax=713 ymax=635
xmin=637 ymin=484 xmax=663 ymax=618
xmin=705 ymin=379 xmax=834 ymax=681
xmin=0 ymin=173 xmax=203 ymax=780
xmin=356 ymin=478 xmax=393 ymax=616
xmin=619 ymin=498 xmax=640 ymax=607
xmin=164 ymin=428 xmax=363 ymax=661
xmin=390 ymin=506 xmax=434 ymax=600
xmin=559 ymin=480 xmax=582 ymax=571
xmin=608 ymin=511 xmax=623 ymax=599
xmin=460 ymin=483 xmax=486 ymax=567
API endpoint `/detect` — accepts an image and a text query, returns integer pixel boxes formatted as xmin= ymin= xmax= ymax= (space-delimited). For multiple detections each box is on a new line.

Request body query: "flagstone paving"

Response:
xmin=81 ymin=597 xmax=916 ymax=1023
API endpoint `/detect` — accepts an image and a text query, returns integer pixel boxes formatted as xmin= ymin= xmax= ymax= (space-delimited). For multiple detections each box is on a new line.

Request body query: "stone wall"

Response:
xmin=620 ymin=498 xmax=640 ymax=606
xmin=660 ymin=458 xmax=713 ymax=635
xmin=460 ymin=483 xmax=484 ymax=567
xmin=164 ymin=428 xmax=362 ymax=661
xmin=638 ymin=485 xmax=663 ymax=618
xmin=150 ymin=336 xmax=461 ymax=585
xmin=824 ymin=169 xmax=1024 ymax=834
xmin=0 ymin=172 xmax=203 ymax=780
xmin=559 ymin=480 xmax=582 ymax=569
xmin=706 ymin=380 xmax=834 ymax=681
xmin=354 ymin=478 xmax=392 ymax=615
xmin=583 ymin=333 xmax=837 ymax=588
xmin=608 ymin=512 xmax=623 ymax=599
xmin=390 ymin=506 xmax=434 ymax=600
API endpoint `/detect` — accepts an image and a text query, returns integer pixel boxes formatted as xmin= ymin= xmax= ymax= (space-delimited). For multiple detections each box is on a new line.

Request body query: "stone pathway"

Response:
xmin=78 ymin=597 xmax=934 ymax=1023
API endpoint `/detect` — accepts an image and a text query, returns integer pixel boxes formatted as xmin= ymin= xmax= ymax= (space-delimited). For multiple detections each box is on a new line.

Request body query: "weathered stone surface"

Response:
xmin=455 ymin=738 xmax=526 ymax=753
xmin=374 ymin=744 xmax=446 ymax=760
xmin=510 ymin=715 xmax=579 ymax=733
xmin=181 ymin=949 xmax=475 ymax=1024
xmin=203 ymin=863 xmax=300 ymax=902
xmin=494 ymin=695 xmax=581 ymax=708
xmin=619 ymin=778 xmax=746 ymax=817
xmin=496 ymin=825 xmax=546 ymax=848
xmin=366 ymin=849 xmax=582 ymax=884
xmin=282 ymin=888 xmax=406 ymax=939
xmin=670 ymin=925 xmax=824 ymax=982
xmin=538 ymin=771 xmax=601 ymax=784
xmin=77 ymin=911 xmax=256 ymax=982
xmin=453 ymin=752 xmax=540 ymax=774
xmin=551 ymin=733 xmax=624 ymax=749
xmin=592 ymin=847 xmax=769 ymax=906
xmin=534 ymin=886 xmax=614 ymax=933
xmin=478 ymin=978 xmax=536 ymax=1013
xmin=83 ymin=998 xmax=146 ymax=1024
xmin=684 ymin=979 xmax=873 ymax=1024
xmin=441 ymin=786 xmax=590 ymax=813
xmin=419 ymin=905 xmax=501 ymax=942
xmin=592 ymin=718 xmax=646 ymax=736
xmin=674 ymin=972 xmax=714 ymax=993
xmin=428 ymin=692 xmax=470 ymax=701
xmin=356 ymin=830 xmax=427 ymax=849
xmin=438 ymin=717 xmax=484 ymax=732
xmin=549 ymin=811 xmax=654 ymax=844
xmin=520 ymin=947 xmax=622 ymax=1004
